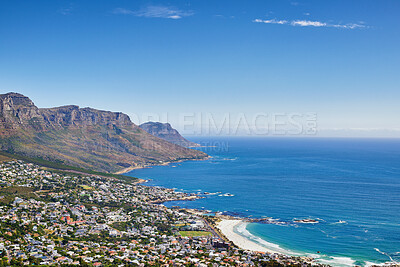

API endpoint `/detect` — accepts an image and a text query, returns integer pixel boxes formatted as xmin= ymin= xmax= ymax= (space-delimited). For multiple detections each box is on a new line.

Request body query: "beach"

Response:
xmin=216 ymin=219 xmax=281 ymax=254
xmin=215 ymin=219 xmax=358 ymax=266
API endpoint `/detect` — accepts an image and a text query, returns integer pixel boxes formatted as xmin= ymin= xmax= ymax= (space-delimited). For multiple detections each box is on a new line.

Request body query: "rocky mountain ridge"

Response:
xmin=0 ymin=92 xmax=208 ymax=173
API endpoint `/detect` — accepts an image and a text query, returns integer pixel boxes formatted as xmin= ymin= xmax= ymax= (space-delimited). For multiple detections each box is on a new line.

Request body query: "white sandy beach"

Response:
xmin=216 ymin=219 xmax=281 ymax=254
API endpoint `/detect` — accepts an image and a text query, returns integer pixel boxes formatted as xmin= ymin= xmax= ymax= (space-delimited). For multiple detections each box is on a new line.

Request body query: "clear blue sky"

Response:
xmin=1 ymin=0 xmax=399 ymax=136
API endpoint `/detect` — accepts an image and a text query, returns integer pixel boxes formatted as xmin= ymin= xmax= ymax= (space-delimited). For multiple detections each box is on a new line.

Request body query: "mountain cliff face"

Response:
xmin=139 ymin=122 xmax=200 ymax=148
xmin=0 ymin=93 xmax=44 ymax=133
xmin=0 ymin=93 xmax=208 ymax=173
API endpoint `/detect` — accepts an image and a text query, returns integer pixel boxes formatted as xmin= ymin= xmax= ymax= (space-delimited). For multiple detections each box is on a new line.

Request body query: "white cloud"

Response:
xmin=113 ymin=5 xmax=193 ymax=19
xmin=58 ymin=5 xmax=74 ymax=15
xmin=253 ymin=18 xmax=288 ymax=25
xmin=331 ymin=23 xmax=366 ymax=29
xmin=291 ymin=20 xmax=327 ymax=27
xmin=112 ymin=8 xmax=135 ymax=15
xmin=253 ymin=18 xmax=366 ymax=29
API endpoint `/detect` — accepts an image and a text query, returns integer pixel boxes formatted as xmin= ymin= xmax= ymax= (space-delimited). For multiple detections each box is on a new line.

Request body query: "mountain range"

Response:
xmin=0 ymin=92 xmax=208 ymax=173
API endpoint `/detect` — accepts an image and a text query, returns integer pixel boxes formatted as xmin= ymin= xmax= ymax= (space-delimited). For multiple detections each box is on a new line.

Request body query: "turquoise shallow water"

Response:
xmin=128 ymin=137 xmax=400 ymax=266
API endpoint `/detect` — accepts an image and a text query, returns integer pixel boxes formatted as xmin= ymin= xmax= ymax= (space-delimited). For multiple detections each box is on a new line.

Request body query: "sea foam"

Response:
xmin=234 ymin=222 xmax=298 ymax=255
xmin=239 ymin=223 xmax=358 ymax=267
xmin=315 ymin=256 xmax=356 ymax=267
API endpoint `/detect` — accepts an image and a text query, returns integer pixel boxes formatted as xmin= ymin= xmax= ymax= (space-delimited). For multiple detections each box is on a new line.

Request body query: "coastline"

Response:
xmin=215 ymin=218 xmax=391 ymax=267
xmin=214 ymin=219 xmax=365 ymax=267
xmin=115 ymin=156 xmax=212 ymax=175
xmin=148 ymin=194 xmax=204 ymax=204
xmin=119 ymin=160 xmax=308 ymax=262
xmin=216 ymin=219 xmax=281 ymax=254
xmin=133 ymin=178 xmax=147 ymax=184
xmin=115 ymin=165 xmax=146 ymax=174
xmin=117 ymin=156 xmax=395 ymax=267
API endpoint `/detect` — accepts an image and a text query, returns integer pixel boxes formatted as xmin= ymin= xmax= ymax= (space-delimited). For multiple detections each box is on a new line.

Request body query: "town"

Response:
xmin=0 ymin=159 xmax=321 ymax=266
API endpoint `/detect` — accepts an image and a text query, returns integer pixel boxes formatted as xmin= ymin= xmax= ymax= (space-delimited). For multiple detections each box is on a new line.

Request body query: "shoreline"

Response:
xmin=216 ymin=219 xmax=282 ymax=255
xmin=133 ymin=178 xmax=147 ymax=184
xmin=215 ymin=218 xmax=394 ymax=267
xmin=116 ymin=159 xmax=306 ymax=261
xmin=115 ymin=156 xmax=212 ymax=175
xmin=148 ymin=194 xmax=205 ymax=204
xmin=114 ymin=158 xmax=395 ymax=267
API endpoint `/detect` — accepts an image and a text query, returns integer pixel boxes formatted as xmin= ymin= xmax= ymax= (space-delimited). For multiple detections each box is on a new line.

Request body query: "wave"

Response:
xmin=234 ymin=222 xmax=299 ymax=255
xmin=374 ymin=248 xmax=398 ymax=263
xmin=218 ymin=193 xmax=234 ymax=197
xmin=236 ymin=222 xmax=359 ymax=267
xmin=317 ymin=228 xmax=338 ymax=239
xmin=210 ymin=156 xmax=238 ymax=161
xmin=331 ymin=220 xmax=348 ymax=225
xmin=222 ymin=157 xmax=237 ymax=161
xmin=365 ymin=262 xmax=390 ymax=267
xmin=315 ymin=256 xmax=356 ymax=267
xmin=365 ymin=261 xmax=400 ymax=267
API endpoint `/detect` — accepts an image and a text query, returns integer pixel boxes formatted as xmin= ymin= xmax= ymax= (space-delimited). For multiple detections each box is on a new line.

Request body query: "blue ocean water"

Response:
xmin=128 ymin=137 xmax=400 ymax=266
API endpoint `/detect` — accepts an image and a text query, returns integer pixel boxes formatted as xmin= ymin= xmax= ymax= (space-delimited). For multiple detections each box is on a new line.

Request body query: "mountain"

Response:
xmin=139 ymin=122 xmax=200 ymax=148
xmin=0 ymin=92 xmax=208 ymax=173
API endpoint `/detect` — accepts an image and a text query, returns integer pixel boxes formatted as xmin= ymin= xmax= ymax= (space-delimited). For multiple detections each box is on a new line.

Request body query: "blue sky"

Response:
xmin=1 ymin=0 xmax=399 ymax=136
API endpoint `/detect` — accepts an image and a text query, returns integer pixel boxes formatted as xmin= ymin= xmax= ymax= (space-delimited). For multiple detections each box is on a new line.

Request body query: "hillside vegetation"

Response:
xmin=0 ymin=93 xmax=208 ymax=173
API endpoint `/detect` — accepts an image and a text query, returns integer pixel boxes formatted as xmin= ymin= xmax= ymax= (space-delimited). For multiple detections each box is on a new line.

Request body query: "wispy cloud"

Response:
xmin=58 ymin=5 xmax=73 ymax=15
xmin=113 ymin=5 xmax=193 ymax=19
xmin=253 ymin=18 xmax=366 ymax=29
xmin=112 ymin=8 xmax=135 ymax=15
xmin=291 ymin=20 xmax=327 ymax=27
xmin=253 ymin=19 xmax=288 ymax=25
xmin=330 ymin=23 xmax=367 ymax=29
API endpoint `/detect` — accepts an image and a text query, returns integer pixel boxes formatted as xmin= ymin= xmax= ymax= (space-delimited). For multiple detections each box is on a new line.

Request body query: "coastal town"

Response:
xmin=0 ymin=159 xmax=325 ymax=266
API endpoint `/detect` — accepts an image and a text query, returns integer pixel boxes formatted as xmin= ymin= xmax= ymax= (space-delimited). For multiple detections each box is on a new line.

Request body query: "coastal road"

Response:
xmin=201 ymin=217 xmax=226 ymax=241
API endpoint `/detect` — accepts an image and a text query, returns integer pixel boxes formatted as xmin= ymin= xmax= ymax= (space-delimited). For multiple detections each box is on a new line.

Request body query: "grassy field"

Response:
xmin=0 ymin=154 xmax=11 ymax=162
xmin=80 ymin=185 xmax=94 ymax=190
xmin=179 ymin=231 xmax=212 ymax=237
xmin=0 ymin=186 xmax=37 ymax=204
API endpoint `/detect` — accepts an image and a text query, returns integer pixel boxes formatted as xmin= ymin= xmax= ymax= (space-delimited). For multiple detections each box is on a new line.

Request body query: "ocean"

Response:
xmin=127 ymin=137 xmax=400 ymax=266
